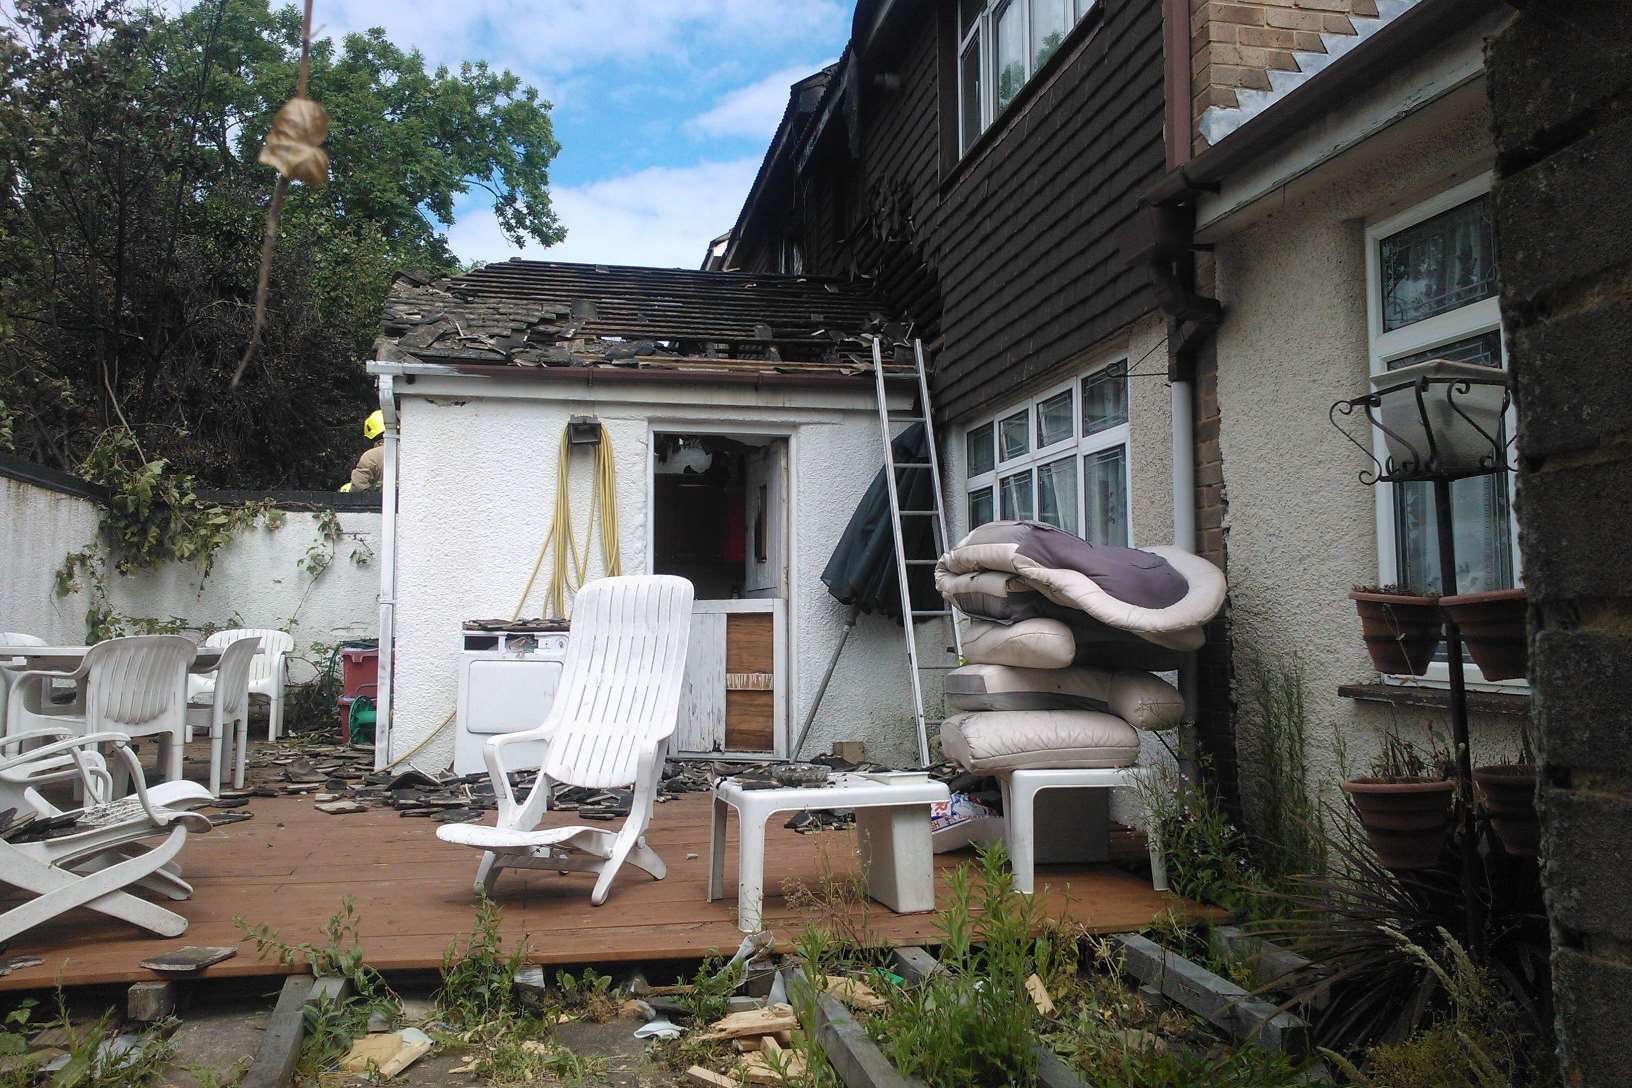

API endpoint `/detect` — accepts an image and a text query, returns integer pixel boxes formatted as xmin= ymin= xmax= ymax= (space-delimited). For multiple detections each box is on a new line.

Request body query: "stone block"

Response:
xmin=1512 ymin=294 xmax=1632 ymax=459
xmin=1237 ymin=25 xmax=1296 ymax=49
xmin=1518 ymin=453 xmax=1632 ymax=604
xmin=1551 ymin=946 xmax=1632 ymax=1085
xmin=1487 ymin=3 xmax=1632 ymax=159
xmin=1532 ymin=627 xmax=1632 ymax=773
xmin=1495 ymin=113 xmax=1632 ymax=305
xmin=1264 ymin=8 xmax=1325 ymax=32
xmin=1538 ymin=788 xmax=1632 ymax=945
xmin=127 ymin=981 xmax=176 ymax=1022
xmin=1212 ymin=4 xmax=1268 ymax=27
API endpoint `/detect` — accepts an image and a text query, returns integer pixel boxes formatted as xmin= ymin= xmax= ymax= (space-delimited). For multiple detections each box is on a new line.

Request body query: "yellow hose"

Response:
xmin=385 ymin=420 xmax=621 ymax=769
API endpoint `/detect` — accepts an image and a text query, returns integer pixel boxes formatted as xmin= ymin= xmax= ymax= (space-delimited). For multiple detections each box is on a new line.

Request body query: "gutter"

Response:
xmin=373 ymin=373 xmax=399 ymax=771
xmin=366 ymin=358 xmax=919 ymax=390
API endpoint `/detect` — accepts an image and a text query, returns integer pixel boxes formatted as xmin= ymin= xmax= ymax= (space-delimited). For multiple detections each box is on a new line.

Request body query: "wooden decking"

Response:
xmin=0 ymin=790 xmax=1220 ymax=992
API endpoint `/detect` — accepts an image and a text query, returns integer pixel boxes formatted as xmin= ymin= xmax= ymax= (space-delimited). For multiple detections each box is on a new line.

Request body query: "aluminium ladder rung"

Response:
xmin=903 ymin=558 xmax=938 ymax=565
xmin=893 ymin=463 xmax=934 ymax=470
xmin=909 ymin=609 xmax=956 ymax=618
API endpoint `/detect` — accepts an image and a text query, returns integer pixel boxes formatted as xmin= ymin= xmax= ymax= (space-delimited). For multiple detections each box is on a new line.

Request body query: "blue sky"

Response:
xmin=313 ymin=0 xmax=848 ymax=268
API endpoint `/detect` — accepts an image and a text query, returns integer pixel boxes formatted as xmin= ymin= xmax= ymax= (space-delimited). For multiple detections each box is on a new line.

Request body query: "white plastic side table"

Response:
xmin=709 ymin=772 xmax=951 ymax=933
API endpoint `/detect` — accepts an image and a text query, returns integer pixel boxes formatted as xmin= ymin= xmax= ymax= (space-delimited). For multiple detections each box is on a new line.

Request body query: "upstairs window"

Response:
xmin=957 ymin=0 xmax=1095 ymax=155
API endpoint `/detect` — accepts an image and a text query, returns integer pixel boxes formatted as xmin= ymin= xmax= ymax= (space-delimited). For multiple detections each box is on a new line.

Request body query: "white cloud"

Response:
xmin=687 ymin=60 xmax=836 ymax=140
xmin=446 ymin=158 xmax=761 ymax=269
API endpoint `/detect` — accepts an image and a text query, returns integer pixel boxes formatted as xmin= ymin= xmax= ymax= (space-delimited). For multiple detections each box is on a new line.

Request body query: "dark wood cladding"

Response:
xmin=766 ymin=0 xmax=1164 ymax=422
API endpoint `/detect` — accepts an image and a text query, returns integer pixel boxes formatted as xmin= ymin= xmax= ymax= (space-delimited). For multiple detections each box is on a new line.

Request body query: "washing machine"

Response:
xmin=453 ymin=624 xmax=570 ymax=777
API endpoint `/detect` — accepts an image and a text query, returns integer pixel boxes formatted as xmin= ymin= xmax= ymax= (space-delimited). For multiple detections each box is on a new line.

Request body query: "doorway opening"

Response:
xmin=652 ymin=433 xmax=786 ymax=599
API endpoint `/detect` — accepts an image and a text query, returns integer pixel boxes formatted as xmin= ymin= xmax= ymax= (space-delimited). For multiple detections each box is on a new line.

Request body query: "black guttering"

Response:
xmin=0 ymin=452 xmax=380 ymax=511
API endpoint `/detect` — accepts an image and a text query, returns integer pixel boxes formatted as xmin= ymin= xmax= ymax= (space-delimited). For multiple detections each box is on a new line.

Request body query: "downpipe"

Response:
xmin=373 ymin=373 xmax=399 ymax=770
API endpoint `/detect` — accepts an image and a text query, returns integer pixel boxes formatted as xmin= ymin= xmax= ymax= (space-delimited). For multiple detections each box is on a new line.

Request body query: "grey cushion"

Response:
xmin=941 ymin=710 xmax=1141 ymax=772
xmin=945 ymin=663 xmax=1183 ymax=730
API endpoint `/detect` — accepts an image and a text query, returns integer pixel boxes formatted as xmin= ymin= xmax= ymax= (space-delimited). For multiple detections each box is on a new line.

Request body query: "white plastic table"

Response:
xmin=708 ymin=772 xmax=951 ymax=933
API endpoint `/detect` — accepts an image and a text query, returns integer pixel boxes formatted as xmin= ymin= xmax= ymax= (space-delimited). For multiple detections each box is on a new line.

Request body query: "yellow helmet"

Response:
xmin=363 ymin=410 xmax=385 ymax=441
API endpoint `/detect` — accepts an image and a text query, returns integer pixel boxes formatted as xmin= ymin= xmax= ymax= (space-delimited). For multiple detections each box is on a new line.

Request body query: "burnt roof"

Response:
xmin=379 ymin=259 xmax=903 ymax=375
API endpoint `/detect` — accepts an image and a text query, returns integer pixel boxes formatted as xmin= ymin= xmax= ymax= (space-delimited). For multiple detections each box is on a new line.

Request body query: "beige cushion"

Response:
xmin=941 ymin=710 xmax=1141 ymax=772
xmin=944 ymin=664 xmax=1184 ymax=731
xmin=962 ymin=618 xmax=1076 ymax=669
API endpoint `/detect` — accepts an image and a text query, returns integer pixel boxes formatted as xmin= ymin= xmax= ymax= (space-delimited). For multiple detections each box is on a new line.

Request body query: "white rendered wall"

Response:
xmin=0 ymin=474 xmax=379 ymax=682
xmin=387 ymin=374 xmax=922 ymax=771
xmin=1210 ymin=92 xmax=1526 ymax=820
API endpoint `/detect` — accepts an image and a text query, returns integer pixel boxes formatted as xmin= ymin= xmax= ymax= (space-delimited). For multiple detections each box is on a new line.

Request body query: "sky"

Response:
xmin=310 ymin=0 xmax=847 ymax=269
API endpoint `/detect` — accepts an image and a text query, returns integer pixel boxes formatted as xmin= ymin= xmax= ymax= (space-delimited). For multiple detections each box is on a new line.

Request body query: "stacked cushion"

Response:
xmin=940 ymin=710 xmax=1141 ymax=772
xmin=944 ymin=663 xmax=1184 ymax=731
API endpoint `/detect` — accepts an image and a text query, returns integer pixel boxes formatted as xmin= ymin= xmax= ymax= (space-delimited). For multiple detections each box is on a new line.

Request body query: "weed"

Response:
xmin=437 ymin=897 xmax=529 ymax=1030
xmin=673 ymin=955 xmax=744 ymax=1025
xmin=474 ymin=1033 xmax=604 ymax=1086
xmin=869 ymin=843 xmax=1069 ymax=1088
xmin=1076 ymin=1037 xmax=1310 ymax=1087
xmin=1137 ymin=760 xmax=1275 ymax=917
xmin=1241 ymin=654 xmax=1326 ymax=880
xmin=553 ymin=968 xmax=617 ymax=1023
xmin=5 ymin=1000 xmax=175 ymax=1088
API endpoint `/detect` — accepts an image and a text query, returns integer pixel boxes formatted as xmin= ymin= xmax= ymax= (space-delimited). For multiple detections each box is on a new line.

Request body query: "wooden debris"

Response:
xmin=339 ymin=1028 xmax=431 ymax=1077
xmin=784 ymin=971 xmax=922 ymax=1088
xmin=140 ymin=946 xmax=237 ymax=973
xmin=824 ymin=975 xmax=886 ymax=1013
xmin=1025 ymin=974 xmax=1056 ymax=1018
xmin=698 ymin=1004 xmax=798 ymax=1042
xmin=685 ymin=1067 xmax=737 ymax=1088
xmin=242 ymin=974 xmax=315 ymax=1088
xmin=740 ymin=1035 xmax=807 ymax=1085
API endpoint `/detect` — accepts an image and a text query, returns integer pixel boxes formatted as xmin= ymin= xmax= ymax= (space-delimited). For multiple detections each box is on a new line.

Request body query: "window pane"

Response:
xmin=968 ymin=486 xmax=994 ymax=528
xmin=966 ymin=422 xmax=995 ymax=477
xmin=994 ymin=0 xmax=1025 ymax=113
xmin=1082 ymin=363 xmax=1129 ymax=435
xmin=1074 ymin=0 xmax=1094 ymax=19
xmin=999 ymin=409 xmax=1029 ymax=460
xmin=1386 ymin=330 xmax=1503 ymax=371
xmin=1083 ymin=446 xmax=1128 ymax=546
xmin=1394 ymin=476 xmax=1513 ymax=597
xmin=999 ymin=470 xmax=1034 ymax=521
xmin=1031 ymin=0 xmax=1068 ymax=70
xmin=959 ymin=0 xmax=984 ymax=37
xmin=959 ymin=40 xmax=983 ymax=152
xmin=1380 ymin=196 xmax=1497 ymax=332
xmin=1037 ymin=457 xmax=1078 ymax=534
xmin=1036 ymin=389 xmax=1073 ymax=447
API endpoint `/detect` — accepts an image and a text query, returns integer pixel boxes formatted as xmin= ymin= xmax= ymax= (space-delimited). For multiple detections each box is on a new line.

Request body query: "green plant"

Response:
xmin=1366 ymin=731 xmax=1451 ymax=784
xmin=553 ymin=968 xmax=617 ymax=1023
xmin=1325 ymin=929 xmax=1539 ymax=1088
xmin=473 ymin=1034 xmax=604 ymax=1086
xmin=673 ymin=955 xmax=744 ymax=1025
xmin=4 ymin=1000 xmax=175 ymax=1088
xmin=1137 ymin=761 xmax=1275 ymax=917
xmin=869 ymin=843 xmax=1069 ymax=1088
xmin=1076 ymin=1037 xmax=1309 ymax=1087
xmin=1241 ymin=654 xmax=1326 ymax=880
xmin=437 ymin=897 xmax=530 ymax=1030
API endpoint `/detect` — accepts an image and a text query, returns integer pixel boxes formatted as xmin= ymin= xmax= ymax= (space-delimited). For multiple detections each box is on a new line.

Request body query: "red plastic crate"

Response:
xmin=340 ymin=647 xmax=379 ymax=699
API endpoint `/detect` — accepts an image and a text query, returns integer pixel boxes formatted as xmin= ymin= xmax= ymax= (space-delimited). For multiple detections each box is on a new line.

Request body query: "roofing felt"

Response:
xmin=379 ymin=259 xmax=903 ymax=374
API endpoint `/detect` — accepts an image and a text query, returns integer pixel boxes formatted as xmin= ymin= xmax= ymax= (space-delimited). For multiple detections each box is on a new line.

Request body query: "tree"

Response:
xmin=0 ymin=0 xmax=564 ymax=487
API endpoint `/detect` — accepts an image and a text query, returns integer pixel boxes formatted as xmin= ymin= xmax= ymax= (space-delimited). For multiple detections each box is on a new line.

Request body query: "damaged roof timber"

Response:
xmin=379 ymin=259 xmax=914 ymax=377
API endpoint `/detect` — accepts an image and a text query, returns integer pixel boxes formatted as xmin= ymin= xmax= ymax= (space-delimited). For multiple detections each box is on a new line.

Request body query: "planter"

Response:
xmin=1349 ymin=590 xmax=1441 ymax=675
xmin=1441 ymin=588 xmax=1527 ymax=681
xmin=1474 ymin=764 xmax=1539 ymax=858
xmin=1341 ymin=778 xmax=1455 ymax=870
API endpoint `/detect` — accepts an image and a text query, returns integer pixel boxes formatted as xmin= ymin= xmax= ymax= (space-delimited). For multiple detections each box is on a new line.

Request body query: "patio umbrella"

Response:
xmin=819 ymin=423 xmax=943 ymax=620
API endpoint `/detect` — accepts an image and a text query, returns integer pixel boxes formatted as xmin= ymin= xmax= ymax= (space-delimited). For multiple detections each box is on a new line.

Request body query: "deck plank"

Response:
xmin=0 ymin=792 xmax=1219 ymax=991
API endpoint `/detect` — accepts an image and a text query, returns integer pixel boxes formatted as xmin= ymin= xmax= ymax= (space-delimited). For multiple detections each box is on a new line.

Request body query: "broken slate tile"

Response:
xmin=207 ymin=812 xmax=254 ymax=827
xmin=315 ymin=800 xmax=367 ymax=815
xmin=206 ymin=797 xmax=249 ymax=809
xmin=140 ymin=946 xmax=237 ymax=974
xmin=431 ymin=807 xmax=481 ymax=824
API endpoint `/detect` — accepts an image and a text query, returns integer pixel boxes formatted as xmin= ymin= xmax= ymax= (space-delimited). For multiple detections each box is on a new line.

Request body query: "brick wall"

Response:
xmin=1191 ymin=0 xmax=1379 ymax=152
xmin=1487 ymin=4 xmax=1632 ymax=1083
xmin=1192 ymin=335 xmax=1238 ymax=801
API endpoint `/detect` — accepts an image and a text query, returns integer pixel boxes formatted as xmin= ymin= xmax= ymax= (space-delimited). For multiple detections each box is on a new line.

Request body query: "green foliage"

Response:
xmin=436 ymin=897 xmax=529 ymax=1030
xmin=1077 ymin=1038 xmax=1309 ymax=1087
xmin=673 ymin=955 xmax=744 ymax=1025
xmin=552 ymin=968 xmax=617 ymax=1023
xmin=1137 ymin=762 xmax=1275 ymax=917
xmin=869 ymin=844 xmax=1070 ymax=1088
xmin=1241 ymin=655 xmax=1326 ymax=880
xmin=472 ymin=1035 xmax=604 ymax=1087
xmin=0 ymin=0 xmax=563 ymax=488
xmin=236 ymin=896 xmax=389 ymax=1002
xmin=0 ymin=999 xmax=173 ymax=1088
xmin=1330 ymin=930 xmax=1537 ymax=1088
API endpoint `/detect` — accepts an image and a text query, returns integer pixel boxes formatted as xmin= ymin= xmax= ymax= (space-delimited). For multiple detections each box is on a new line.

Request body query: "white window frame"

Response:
xmin=962 ymin=357 xmax=1132 ymax=544
xmin=956 ymin=0 xmax=1095 ymax=156
xmin=1363 ymin=172 xmax=1523 ymax=690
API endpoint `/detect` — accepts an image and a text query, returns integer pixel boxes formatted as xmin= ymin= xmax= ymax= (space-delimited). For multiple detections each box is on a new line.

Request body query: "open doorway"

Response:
xmin=653 ymin=431 xmax=789 ymax=758
xmin=652 ymin=433 xmax=786 ymax=598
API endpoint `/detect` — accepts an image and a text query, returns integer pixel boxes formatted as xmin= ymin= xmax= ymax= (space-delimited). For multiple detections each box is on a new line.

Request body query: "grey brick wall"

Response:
xmin=1488 ymin=4 xmax=1632 ymax=1083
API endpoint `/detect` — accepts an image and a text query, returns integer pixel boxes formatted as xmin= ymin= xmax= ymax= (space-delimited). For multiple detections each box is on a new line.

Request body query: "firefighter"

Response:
xmin=342 ymin=410 xmax=386 ymax=492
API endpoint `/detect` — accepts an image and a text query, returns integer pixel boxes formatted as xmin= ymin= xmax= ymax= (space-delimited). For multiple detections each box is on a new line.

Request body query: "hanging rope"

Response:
xmin=383 ymin=420 xmax=621 ymax=769
xmin=233 ymin=0 xmax=326 ymax=387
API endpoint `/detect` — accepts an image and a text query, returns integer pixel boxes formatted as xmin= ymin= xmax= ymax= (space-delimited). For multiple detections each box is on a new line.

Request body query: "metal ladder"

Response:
xmin=870 ymin=337 xmax=964 ymax=767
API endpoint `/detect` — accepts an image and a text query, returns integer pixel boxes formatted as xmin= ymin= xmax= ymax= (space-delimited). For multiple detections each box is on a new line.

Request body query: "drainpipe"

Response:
xmin=1171 ymin=370 xmax=1200 ymax=779
xmin=373 ymin=373 xmax=399 ymax=771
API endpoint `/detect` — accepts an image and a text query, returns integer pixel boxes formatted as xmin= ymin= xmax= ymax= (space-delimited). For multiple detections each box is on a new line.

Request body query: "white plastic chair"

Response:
xmin=190 ymin=629 xmax=293 ymax=740
xmin=186 ymin=636 xmax=261 ymax=794
xmin=998 ymin=767 xmax=1169 ymax=895
xmin=4 ymin=636 xmax=195 ymax=785
xmin=0 ymin=733 xmax=213 ymax=942
xmin=437 ymin=576 xmax=695 ymax=906
xmin=1 ymin=632 xmax=84 ymax=738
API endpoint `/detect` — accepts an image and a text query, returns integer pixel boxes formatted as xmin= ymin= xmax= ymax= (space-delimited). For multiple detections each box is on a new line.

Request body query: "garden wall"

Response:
xmin=0 ymin=454 xmax=380 ymax=683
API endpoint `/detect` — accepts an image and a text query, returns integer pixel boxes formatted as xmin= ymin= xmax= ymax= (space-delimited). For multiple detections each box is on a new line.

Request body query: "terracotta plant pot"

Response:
xmin=1474 ymin=764 xmax=1540 ymax=858
xmin=1341 ymin=778 xmax=1456 ymax=870
xmin=1441 ymin=588 xmax=1528 ymax=681
xmin=1349 ymin=590 xmax=1441 ymax=675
